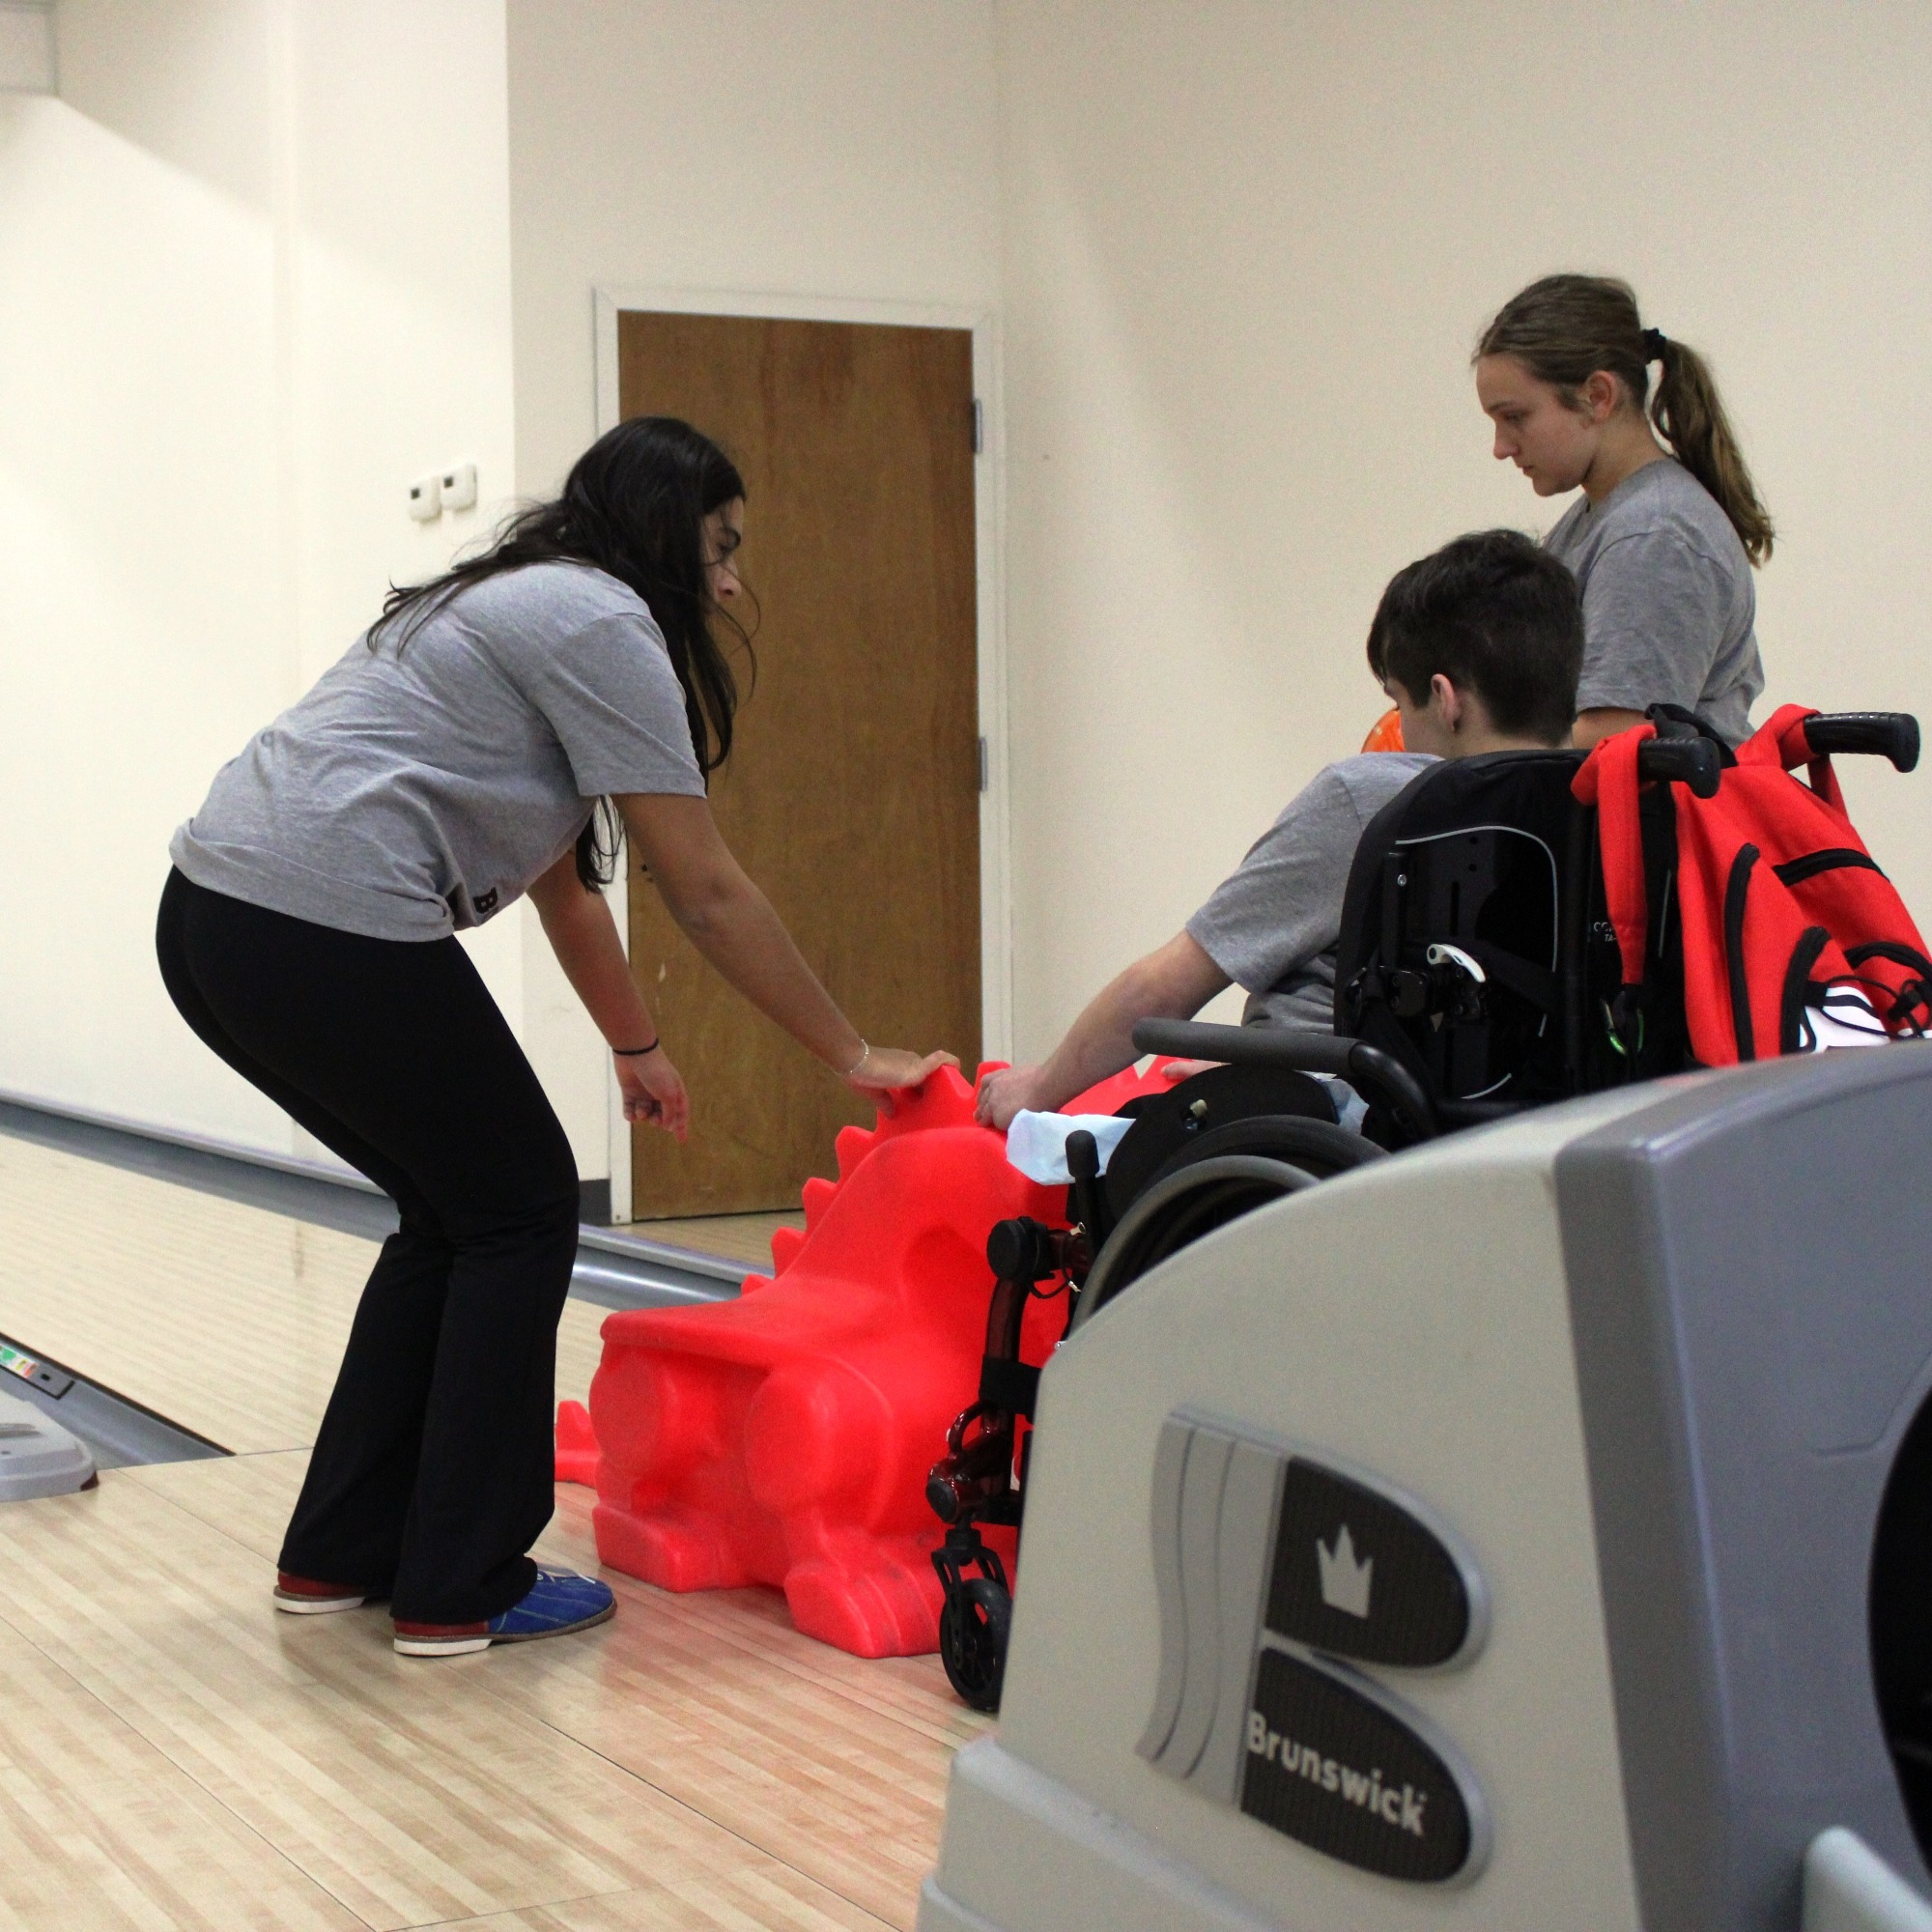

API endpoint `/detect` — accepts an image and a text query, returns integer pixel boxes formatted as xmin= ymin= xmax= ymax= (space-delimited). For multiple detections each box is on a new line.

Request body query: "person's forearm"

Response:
xmin=1028 ymin=964 xmax=1175 ymax=1113
xmin=660 ymin=873 xmax=865 ymax=1072
xmin=536 ymin=889 xmax=659 ymax=1049
xmin=1023 ymin=933 xmax=1234 ymax=1113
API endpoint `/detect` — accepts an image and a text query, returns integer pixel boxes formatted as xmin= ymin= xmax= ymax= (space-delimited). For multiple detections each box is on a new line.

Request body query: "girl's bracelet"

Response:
xmin=612 ymin=1037 xmax=661 ymax=1057
xmin=843 ymin=1039 xmax=870 ymax=1078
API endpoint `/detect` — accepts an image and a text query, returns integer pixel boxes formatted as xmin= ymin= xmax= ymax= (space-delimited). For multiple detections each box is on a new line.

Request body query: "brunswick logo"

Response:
xmin=1237 ymin=1647 xmax=1480 ymax=1885
xmin=1138 ymin=1411 xmax=1491 ymax=1885
xmin=1244 ymin=1713 xmax=1426 ymax=1836
xmin=1317 ymin=1524 xmax=1374 ymax=1618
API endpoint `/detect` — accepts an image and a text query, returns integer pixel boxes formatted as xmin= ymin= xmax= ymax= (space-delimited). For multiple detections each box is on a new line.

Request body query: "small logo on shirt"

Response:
xmin=473 ymin=888 xmax=499 ymax=917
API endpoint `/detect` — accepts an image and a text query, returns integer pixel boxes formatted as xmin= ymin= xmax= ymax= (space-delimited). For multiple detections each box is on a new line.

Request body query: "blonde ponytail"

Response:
xmin=1477 ymin=274 xmax=1775 ymax=566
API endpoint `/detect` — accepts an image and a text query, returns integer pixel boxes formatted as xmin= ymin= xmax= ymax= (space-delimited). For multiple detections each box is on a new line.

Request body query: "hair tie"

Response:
xmin=1640 ymin=327 xmax=1668 ymax=362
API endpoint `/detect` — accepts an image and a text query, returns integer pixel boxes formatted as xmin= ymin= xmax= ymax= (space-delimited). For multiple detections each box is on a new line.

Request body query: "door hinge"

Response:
xmin=972 ymin=398 xmax=983 ymax=455
xmin=978 ymin=735 xmax=989 ymax=792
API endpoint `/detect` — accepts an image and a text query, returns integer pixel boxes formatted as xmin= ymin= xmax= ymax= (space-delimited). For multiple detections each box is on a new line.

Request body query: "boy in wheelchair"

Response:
xmin=974 ymin=527 xmax=1583 ymax=1136
xmin=934 ymin=527 xmax=1921 ymax=1708
xmin=931 ymin=531 xmax=1585 ymax=1706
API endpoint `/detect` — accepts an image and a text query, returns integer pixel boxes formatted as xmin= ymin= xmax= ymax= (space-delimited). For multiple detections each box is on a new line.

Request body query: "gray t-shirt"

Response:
xmin=171 ymin=562 xmax=706 ymax=940
xmin=1186 ymin=753 xmax=1435 ymax=1031
xmin=1544 ymin=457 xmax=1764 ymax=746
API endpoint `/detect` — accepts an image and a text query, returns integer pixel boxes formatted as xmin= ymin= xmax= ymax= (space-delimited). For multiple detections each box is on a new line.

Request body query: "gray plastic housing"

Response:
xmin=1556 ymin=1044 xmax=1932 ymax=1931
xmin=920 ymin=1045 xmax=1932 ymax=1932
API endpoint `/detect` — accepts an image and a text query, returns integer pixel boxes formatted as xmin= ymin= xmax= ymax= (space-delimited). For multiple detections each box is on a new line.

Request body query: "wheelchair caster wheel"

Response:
xmin=939 ymin=1576 xmax=1012 ymax=1713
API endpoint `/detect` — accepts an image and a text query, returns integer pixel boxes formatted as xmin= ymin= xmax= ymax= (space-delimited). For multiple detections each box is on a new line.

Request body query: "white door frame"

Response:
xmin=590 ymin=284 xmax=1009 ymax=1222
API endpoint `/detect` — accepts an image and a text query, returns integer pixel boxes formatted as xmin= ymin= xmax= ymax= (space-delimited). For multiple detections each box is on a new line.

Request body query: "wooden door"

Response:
xmin=619 ymin=311 xmax=982 ymax=1217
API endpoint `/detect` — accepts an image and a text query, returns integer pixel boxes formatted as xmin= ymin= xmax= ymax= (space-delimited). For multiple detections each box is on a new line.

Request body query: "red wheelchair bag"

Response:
xmin=1574 ymin=705 xmax=1932 ymax=1066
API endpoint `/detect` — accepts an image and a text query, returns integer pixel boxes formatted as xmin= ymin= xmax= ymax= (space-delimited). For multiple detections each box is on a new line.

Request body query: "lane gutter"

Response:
xmin=0 ymin=1090 xmax=757 ymax=1468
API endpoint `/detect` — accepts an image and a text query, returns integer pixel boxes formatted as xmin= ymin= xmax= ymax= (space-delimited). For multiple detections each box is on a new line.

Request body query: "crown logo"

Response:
xmin=1317 ymin=1523 xmax=1374 ymax=1619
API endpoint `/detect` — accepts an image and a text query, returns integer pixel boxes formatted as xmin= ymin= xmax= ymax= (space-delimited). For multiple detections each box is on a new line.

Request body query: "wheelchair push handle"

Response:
xmin=1634 ymin=734 xmax=1722 ymax=799
xmin=1130 ymin=1018 xmax=1437 ymax=1142
xmin=1804 ymin=712 xmax=1919 ymax=773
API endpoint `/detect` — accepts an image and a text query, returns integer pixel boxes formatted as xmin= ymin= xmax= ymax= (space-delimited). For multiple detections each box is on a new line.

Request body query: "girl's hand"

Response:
xmin=844 ymin=1045 xmax=958 ymax=1116
xmin=616 ymin=1046 xmax=690 ymax=1141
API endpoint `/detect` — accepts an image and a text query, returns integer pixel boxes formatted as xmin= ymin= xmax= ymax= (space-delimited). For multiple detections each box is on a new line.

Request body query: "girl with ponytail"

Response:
xmin=1474 ymin=273 xmax=1772 ymax=749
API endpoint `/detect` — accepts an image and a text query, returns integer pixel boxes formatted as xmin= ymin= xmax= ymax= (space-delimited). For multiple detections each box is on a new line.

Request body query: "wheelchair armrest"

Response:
xmin=1130 ymin=1019 xmax=1437 ymax=1142
xmin=1804 ymin=712 xmax=1920 ymax=772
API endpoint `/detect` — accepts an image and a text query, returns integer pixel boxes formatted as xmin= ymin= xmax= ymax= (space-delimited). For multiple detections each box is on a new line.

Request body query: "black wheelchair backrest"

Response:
xmin=1333 ymin=752 xmax=1594 ymax=1118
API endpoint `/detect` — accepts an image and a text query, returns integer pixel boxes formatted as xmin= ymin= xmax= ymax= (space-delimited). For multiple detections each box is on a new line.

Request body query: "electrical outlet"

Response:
xmin=407 ymin=475 xmax=442 ymax=522
xmin=440 ymin=464 xmax=478 ymax=512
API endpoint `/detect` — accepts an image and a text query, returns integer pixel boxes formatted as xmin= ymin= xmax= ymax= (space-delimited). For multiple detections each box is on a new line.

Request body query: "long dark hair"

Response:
xmin=372 ymin=415 xmax=752 ymax=887
xmin=1476 ymin=274 xmax=1775 ymax=565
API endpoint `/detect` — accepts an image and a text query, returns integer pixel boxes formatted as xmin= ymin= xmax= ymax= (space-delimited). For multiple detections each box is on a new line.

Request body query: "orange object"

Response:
xmin=1362 ymin=705 xmax=1406 ymax=753
xmin=559 ymin=1059 xmax=1173 ymax=1658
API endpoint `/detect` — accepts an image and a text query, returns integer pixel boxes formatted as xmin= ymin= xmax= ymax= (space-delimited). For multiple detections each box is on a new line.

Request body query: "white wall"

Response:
xmin=504 ymin=0 xmax=1002 ymax=1181
xmin=995 ymin=0 xmax=1932 ymax=1057
xmin=8 ymin=2 xmax=1928 ymax=1162
xmin=0 ymin=0 xmax=516 ymax=1154
xmin=0 ymin=2 xmax=55 ymax=91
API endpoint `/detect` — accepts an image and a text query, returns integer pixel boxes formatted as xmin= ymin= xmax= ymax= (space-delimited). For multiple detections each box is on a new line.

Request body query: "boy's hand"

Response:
xmin=975 ymin=1063 xmax=1049 ymax=1131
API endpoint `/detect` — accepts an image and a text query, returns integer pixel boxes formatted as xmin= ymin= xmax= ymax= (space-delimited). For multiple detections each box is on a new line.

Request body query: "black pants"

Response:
xmin=156 ymin=868 xmax=580 ymax=1622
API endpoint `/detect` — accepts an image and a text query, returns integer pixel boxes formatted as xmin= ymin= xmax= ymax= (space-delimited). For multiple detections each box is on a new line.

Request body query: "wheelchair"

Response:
xmin=927 ymin=709 xmax=1922 ymax=1710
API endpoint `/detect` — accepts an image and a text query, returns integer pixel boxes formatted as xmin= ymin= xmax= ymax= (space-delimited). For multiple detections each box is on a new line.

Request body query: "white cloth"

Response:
xmin=1005 ymin=1110 xmax=1134 ymax=1183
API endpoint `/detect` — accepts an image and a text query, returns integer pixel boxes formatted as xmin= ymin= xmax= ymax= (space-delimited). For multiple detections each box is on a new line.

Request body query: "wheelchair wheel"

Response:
xmin=1071 ymin=1153 xmax=1321 ymax=1332
xmin=1141 ymin=1113 xmax=1384 ymax=1191
xmin=939 ymin=1576 xmax=1013 ymax=1713
xmin=1104 ymin=1063 xmax=1337 ymax=1220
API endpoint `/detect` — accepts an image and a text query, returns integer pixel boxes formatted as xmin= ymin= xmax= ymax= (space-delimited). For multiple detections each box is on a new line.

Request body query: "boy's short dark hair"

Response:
xmin=1365 ymin=529 xmax=1582 ymax=746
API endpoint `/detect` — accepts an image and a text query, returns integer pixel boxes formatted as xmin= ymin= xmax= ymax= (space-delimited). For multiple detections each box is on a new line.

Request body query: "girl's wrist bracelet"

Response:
xmin=612 ymin=1037 xmax=660 ymax=1058
xmin=843 ymin=1038 xmax=870 ymax=1078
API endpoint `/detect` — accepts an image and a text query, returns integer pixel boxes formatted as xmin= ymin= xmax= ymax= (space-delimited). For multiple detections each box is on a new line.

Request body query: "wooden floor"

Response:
xmin=0 ymin=1136 xmax=983 ymax=1931
xmin=618 ymin=1212 xmax=805 ymax=1270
